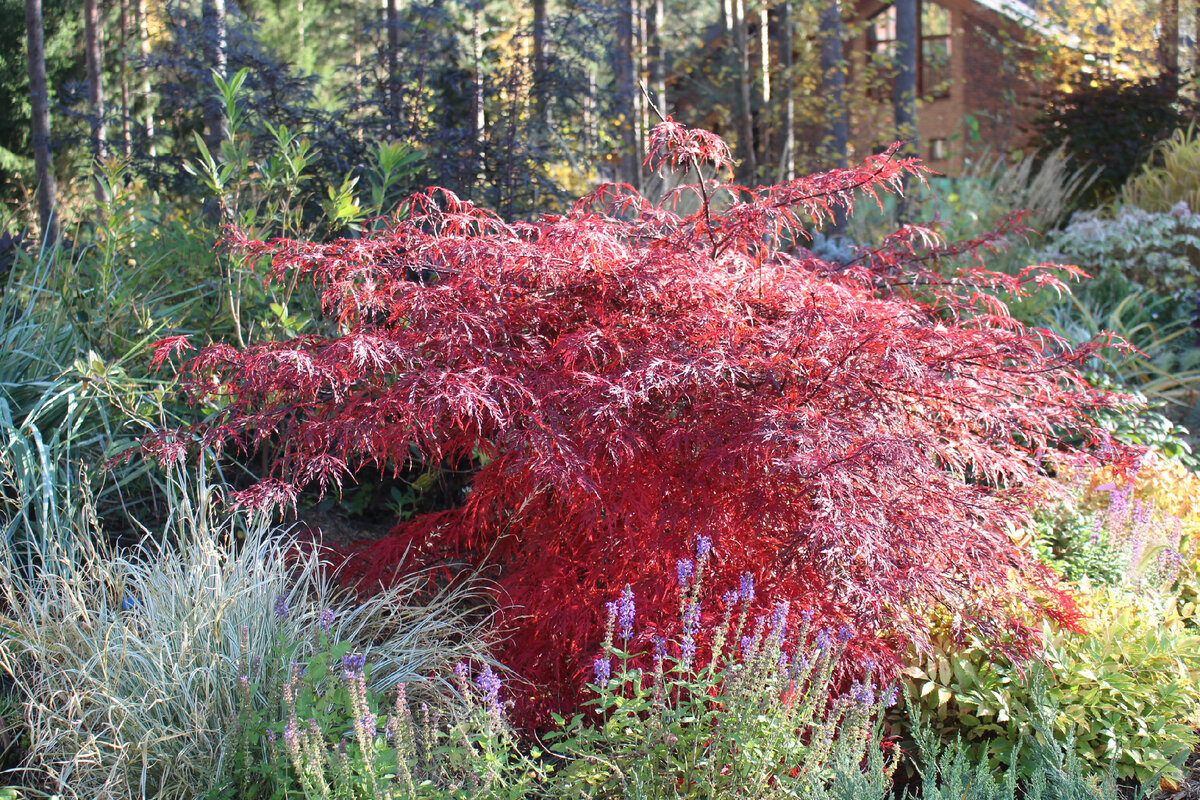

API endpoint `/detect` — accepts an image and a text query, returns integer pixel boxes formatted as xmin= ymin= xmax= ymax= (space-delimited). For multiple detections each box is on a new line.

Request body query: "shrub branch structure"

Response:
xmin=145 ymin=120 xmax=1130 ymax=721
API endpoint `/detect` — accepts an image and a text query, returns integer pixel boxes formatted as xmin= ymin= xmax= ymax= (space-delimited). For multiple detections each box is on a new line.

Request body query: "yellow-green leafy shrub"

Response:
xmin=1121 ymin=126 xmax=1200 ymax=214
xmin=900 ymin=589 xmax=1200 ymax=785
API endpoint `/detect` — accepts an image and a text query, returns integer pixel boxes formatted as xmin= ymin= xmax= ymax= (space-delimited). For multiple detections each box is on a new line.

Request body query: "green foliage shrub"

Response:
xmin=0 ymin=467 xmax=491 ymax=800
xmin=1030 ymin=76 xmax=1197 ymax=202
xmin=1121 ymin=126 xmax=1200 ymax=213
xmin=905 ymin=683 xmax=1143 ymax=800
xmin=900 ymin=590 xmax=1200 ymax=785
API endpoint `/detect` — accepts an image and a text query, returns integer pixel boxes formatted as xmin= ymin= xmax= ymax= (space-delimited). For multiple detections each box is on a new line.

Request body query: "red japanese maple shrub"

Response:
xmin=145 ymin=120 xmax=1128 ymax=722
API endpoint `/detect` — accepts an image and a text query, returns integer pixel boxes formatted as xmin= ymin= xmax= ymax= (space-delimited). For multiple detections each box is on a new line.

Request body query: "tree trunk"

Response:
xmin=647 ymin=0 xmax=665 ymax=113
xmin=136 ymin=0 xmax=155 ymax=157
xmin=386 ymin=0 xmax=400 ymax=129
xmin=84 ymin=0 xmax=107 ymax=202
xmin=776 ymin=0 xmax=794 ymax=182
xmin=633 ymin=0 xmax=645 ymax=161
xmin=818 ymin=0 xmax=847 ymax=232
xmin=613 ymin=0 xmax=639 ymax=188
xmin=25 ymin=0 xmax=58 ymax=244
xmin=1194 ymin=0 xmax=1200 ymax=76
xmin=201 ymin=0 xmax=227 ymax=148
xmin=532 ymin=0 xmax=547 ymax=120
xmin=893 ymin=0 xmax=917 ymax=223
xmin=758 ymin=1 xmax=771 ymax=179
xmin=470 ymin=0 xmax=484 ymax=187
xmin=734 ymin=0 xmax=756 ymax=183
xmin=583 ymin=67 xmax=594 ymax=154
xmin=119 ymin=0 xmax=130 ymax=157
xmin=1159 ymin=0 xmax=1179 ymax=90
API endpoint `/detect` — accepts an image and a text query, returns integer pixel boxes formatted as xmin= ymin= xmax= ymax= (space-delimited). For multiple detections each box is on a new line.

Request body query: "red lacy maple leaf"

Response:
xmin=143 ymin=121 xmax=1130 ymax=724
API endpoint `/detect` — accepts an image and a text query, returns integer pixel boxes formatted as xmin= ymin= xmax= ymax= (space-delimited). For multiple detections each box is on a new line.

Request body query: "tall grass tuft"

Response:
xmin=0 ymin=464 xmax=493 ymax=799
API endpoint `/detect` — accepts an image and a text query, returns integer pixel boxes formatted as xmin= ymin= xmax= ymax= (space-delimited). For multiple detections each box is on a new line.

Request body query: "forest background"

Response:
xmin=7 ymin=0 xmax=1200 ymax=236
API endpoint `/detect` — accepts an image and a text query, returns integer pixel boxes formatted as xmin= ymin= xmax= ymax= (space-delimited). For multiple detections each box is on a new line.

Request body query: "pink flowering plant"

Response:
xmin=224 ymin=606 xmax=546 ymax=800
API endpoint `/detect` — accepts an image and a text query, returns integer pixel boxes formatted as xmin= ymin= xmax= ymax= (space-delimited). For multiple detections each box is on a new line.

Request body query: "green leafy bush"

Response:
xmin=1041 ymin=286 xmax=1200 ymax=410
xmin=900 ymin=590 xmax=1200 ymax=785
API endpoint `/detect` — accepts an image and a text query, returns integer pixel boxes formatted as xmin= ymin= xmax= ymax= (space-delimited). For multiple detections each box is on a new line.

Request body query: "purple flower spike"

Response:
xmin=696 ymin=535 xmax=713 ymax=561
xmin=771 ymin=602 xmax=789 ymax=637
xmin=617 ymin=586 xmax=636 ymax=641
xmin=739 ymin=573 xmax=755 ymax=604
xmin=681 ymin=634 xmax=697 ymax=669
xmin=319 ymin=608 xmax=335 ymax=633
xmin=684 ymin=600 xmax=701 ymax=635
xmin=341 ymin=653 xmax=366 ymax=673
xmin=801 ymin=608 xmax=814 ymax=622
xmin=815 ymin=629 xmax=831 ymax=650
xmin=722 ymin=590 xmax=740 ymax=608
xmin=594 ymin=657 xmax=611 ymax=685
xmin=475 ymin=665 xmax=503 ymax=720
xmin=677 ymin=559 xmax=694 ymax=588
xmin=836 ymin=625 xmax=853 ymax=644
xmin=274 ymin=595 xmax=288 ymax=621
xmin=652 ymin=635 xmax=667 ymax=660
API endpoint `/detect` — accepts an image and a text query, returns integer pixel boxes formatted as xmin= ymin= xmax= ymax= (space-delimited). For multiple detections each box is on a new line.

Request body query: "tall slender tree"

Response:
xmin=386 ymin=0 xmax=400 ymax=128
xmin=613 ymin=0 xmax=639 ymax=188
xmin=532 ymin=0 xmax=548 ymax=119
xmin=893 ymin=0 xmax=917 ymax=223
xmin=775 ymin=0 xmax=794 ymax=182
xmin=84 ymin=0 xmax=108 ymax=201
xmin=119 ymin=0 xmax=131 ymax=157
xmin=734 ymin=0 xmax=756 ymax=182
xmin=136 ymin=0 xmax=155 ymax=157
xmin=647 ymin=0 xmax=665 ymax=113
xmin=758 ymin=0 xmax=771 ymax=176
xmin=201 ymin=0 xmax=227 ymax=148
xmin=1159 ymin=0 xmax=1179 ymax=89
xmin=24 ymin=0 xmax=57 ymax=243
xmin=818 ymin=0 xmax=847 ymax=231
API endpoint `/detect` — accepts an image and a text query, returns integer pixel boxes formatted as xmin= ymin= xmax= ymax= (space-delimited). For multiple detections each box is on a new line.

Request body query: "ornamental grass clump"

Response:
xmin=0 ymin=466 xmax=492 ymax=800
xmin=145 ymin=118 xmax=1130 ymax=719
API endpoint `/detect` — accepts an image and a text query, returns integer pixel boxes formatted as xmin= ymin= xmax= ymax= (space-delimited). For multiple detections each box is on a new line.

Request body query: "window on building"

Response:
xmin=866 ymin=1 xmax=953 ymax=100
xmin=921 ymin=3 xmax=951 ymax=98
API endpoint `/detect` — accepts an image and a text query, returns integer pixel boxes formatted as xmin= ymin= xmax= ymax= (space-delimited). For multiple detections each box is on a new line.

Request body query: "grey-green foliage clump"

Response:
xmin=1039 ymin=203 xmax=1200 ymax=301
